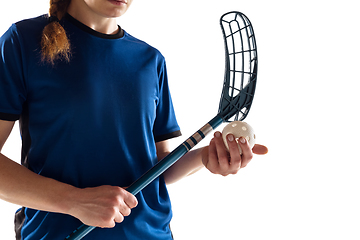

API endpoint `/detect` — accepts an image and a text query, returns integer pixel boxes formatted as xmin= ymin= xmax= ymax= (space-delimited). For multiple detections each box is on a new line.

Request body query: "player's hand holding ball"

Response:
xmin=202 ymin=121 xmax=267 ymax=176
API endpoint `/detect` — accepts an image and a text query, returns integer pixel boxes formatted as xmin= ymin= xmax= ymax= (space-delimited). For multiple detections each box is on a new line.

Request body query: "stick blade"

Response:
xmin=218 ymin=11 xmax=258 ymax=122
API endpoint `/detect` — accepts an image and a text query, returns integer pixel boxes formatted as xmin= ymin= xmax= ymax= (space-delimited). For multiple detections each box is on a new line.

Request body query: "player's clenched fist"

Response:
xmin=66 ymin=185 xmax=138 ymax=228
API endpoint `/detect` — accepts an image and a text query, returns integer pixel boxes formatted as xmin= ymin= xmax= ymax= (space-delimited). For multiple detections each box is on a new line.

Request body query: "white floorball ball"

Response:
xmin=222 ymin=121 xmax=256 ymax=154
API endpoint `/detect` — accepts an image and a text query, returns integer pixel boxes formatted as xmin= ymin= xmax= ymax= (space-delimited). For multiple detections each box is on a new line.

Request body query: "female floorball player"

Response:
xmin=0 ymin=0 xmax=267 ymax=239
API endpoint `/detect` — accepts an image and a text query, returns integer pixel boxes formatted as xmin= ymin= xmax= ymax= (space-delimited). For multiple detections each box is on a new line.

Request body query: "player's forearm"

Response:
xmin=0 ymin=153 xmax=77 ymax=215
xmin=162 ymin=147 xmax=206 ymax=185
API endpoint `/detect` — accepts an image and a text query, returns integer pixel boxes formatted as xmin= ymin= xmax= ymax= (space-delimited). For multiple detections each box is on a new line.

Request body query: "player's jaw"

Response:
xmin=105 ymin=0 xmax=133 ymax=17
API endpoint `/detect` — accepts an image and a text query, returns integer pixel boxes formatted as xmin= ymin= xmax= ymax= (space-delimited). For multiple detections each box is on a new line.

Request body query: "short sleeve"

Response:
xmin=153 ymin=60 xmax=181 ymax=142
xmin=0 ymin=24 xmax=27 ymax=121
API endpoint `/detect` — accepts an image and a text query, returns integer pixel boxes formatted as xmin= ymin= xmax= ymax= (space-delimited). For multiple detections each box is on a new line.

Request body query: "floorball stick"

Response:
xmin=65 ymin=11 xmax=258 ymax=240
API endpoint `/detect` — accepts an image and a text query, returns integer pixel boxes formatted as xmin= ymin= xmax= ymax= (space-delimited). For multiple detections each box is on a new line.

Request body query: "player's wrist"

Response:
xmin=53 ymin=183 xmax=81 ymax=217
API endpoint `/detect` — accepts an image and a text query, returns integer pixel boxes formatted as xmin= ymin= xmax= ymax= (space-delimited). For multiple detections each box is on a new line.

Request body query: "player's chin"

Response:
xmin=102 ymin=9 xmax=123 ymax=18
xmin=104 ymin=4 xmax=130 ymax=18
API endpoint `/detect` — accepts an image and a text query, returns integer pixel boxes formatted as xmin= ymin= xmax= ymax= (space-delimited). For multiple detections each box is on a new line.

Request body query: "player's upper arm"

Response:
xmin=155 ymin=140 xmax=171 ymax=161
xmin=0 ymin=120 xmax=15 ymax=151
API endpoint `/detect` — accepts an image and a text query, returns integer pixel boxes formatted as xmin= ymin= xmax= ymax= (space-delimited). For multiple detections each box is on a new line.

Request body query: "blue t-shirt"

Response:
xmin=0 ymin=14 xmax=181 ymax=240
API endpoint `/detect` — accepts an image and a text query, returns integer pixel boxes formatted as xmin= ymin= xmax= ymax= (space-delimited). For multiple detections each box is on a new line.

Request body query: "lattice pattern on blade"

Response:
xmin=218 ymin=12 xmax=258 ymax=122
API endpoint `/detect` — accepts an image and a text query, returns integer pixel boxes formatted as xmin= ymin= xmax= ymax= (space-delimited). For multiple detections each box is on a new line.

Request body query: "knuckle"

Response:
xmin=231 ymin=159 xmax=241 ymax=167
xmin=109 ymin=186 xmax=125 ymax=195
xmin=208 ymin=167 xmax=218 ymax=174
xmin=99 ymin=222 xmax=115 ymax=229
xmin=99 ymin=214 xmax=116 ymax=227
xmin=241 ymin=163 xmax=248 ymax=169
xmin=207 ymin=163 xmax=221 ymax=174
xmin=123 ymin=208 xmax=131 ymax=217
xmin=107 ymin=196 xmax=121 ymax=207
xmin=106 ymin=207 xmax=118 ymax=217
xmin=218 ymin=156 xmax=230 ymax=165
xmin=115 ymin=187 xmax=127 ymax=196
xmin=123 ymin=194 xmax=137 ymax=209
xmin=244 ymin=150 xmax=254 ymax=159
xmin=129 ymin=198 xmax=138 ymax=208
xmin=115 ymin=214 xmax=124 ymax=224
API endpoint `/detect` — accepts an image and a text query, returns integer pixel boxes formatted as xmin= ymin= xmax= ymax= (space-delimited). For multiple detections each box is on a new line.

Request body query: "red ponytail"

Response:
xmin=41 ymin=0 xmax=71 ymax=65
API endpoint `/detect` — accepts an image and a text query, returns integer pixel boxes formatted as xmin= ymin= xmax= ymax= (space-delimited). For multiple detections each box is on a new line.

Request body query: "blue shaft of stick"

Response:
xmin=65 ymin=225 xmax=95 ymax=240
xmin=65 ymin=115 xmax=224 ymax=240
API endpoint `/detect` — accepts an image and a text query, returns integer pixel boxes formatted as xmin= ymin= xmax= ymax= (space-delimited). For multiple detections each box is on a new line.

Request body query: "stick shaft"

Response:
xmin=127 ymin=114 xmax=223 ymax=195
xmin=65 ymin=115 xmax=224 ymax=240
xmin=65 ymin=226 xmax=95 ymax=240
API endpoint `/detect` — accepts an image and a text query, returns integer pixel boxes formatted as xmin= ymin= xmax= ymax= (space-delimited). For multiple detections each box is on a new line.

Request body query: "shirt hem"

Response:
xmin=0 ymin=112 xmax=20 ymax=121
xmin=155 ymin=130 xmax=182 ymax=142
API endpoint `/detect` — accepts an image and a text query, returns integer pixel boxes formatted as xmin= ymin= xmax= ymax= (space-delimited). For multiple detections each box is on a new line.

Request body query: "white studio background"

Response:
xmin=1 ymin=0 xmax=359 ymax=239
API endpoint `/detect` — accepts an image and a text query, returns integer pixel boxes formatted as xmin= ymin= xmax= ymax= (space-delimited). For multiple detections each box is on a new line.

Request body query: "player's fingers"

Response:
xmin=205 ymin=138 xmax=220 ymax=173
xmin=117 ymin=201 xmax=131 ymax=217
xmin=239 ymin=137 xmax=253 ymax=168
xmin=113 ymin=210 xmax=124 ymax=224
xmin=213 ymin=131 xmax=232 ymax=175
xmin=123 ymin=191 xmax=138 ymax=209
xmin=225 ymin=134 xmax=242 ymax=174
